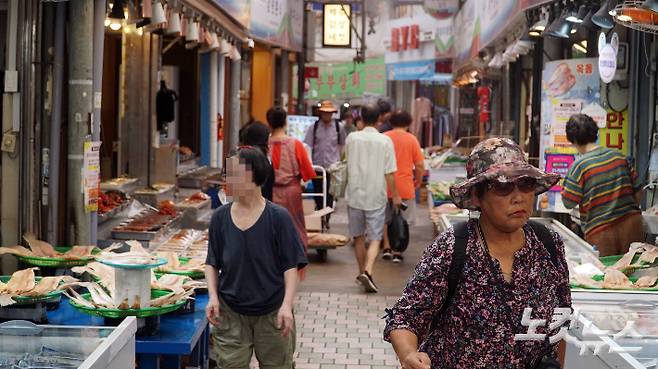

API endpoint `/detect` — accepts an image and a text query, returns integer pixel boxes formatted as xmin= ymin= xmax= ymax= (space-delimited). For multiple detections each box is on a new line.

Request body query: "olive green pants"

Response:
xmin=211 ymin=298 xmax=296 ymax=369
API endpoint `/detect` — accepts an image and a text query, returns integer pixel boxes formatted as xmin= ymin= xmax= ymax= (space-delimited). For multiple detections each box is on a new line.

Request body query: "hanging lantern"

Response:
xmin=165 ymin=9 xmax=181 ymax=35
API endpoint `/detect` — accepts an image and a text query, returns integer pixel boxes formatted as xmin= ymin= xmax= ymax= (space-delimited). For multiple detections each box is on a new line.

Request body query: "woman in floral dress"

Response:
xmin=384 ymin=138 xmax=572 ymax=369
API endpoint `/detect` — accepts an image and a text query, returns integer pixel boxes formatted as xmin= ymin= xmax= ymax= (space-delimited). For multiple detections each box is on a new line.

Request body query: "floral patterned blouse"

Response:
xmin=384 ymin=219 xmax=572 ymax=369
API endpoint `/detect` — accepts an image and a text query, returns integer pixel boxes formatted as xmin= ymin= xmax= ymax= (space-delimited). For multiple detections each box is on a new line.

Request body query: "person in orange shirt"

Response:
xmin=382 ymin=110 xmax=425 ymax=263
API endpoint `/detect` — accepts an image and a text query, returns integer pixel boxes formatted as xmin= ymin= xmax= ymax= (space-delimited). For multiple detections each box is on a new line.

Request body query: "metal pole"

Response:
xmin=90 ymin=0 xmax=105 ymax=245
xmin=296 ymin=3 xmax=306 ymax=114
xmin=47 ymin=2 xmax=65 ymax=245
xmin=210 ymin=51 xmax=218 ymax=167
xmin=529 ymin=37 xmax=544 ymax=162
xmin=229 ymin=56 xmax=241 ymax=151
xmin=146 ymin=33 xmax=153 ymax=187
xmin=67 ymin=0 xmax=93 ymax=244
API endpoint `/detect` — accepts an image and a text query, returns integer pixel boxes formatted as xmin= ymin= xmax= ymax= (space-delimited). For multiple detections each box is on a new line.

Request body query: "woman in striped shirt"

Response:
xmin=561 ymin=114 xmax=646 ymax=256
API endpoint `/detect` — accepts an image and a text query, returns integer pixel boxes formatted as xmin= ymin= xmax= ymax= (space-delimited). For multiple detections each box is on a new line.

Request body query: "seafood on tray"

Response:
xmin=64 ymin=281 xmax=193 ymax=310
xmin=0 ymin=234 xmax=97 ymax=260
xmin=176 ymin=192 xmax=211 ymax=208
xmin=72 ymin=261 xmax=206 ymax=292
xmin=98 ymin=190 xmax=127 ymax=215
xmin=112 ymin=210 xmax=175 ymax=233
xmin=96 ymin=240 xmax=162 ymax=266
xmin=570 ymin=243 xmax=658 ymax=290
xmin=155 ymin=252 xmax=205 ymax=273
xmin=0 ymin=268 xmax=77 ymax=306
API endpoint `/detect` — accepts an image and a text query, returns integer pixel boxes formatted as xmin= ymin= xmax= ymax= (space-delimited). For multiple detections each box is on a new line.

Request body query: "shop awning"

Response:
xmin=180 ymin=0 xmax=248 ymax=42
xmin=452 ymin=0 xmax=553 ymax=72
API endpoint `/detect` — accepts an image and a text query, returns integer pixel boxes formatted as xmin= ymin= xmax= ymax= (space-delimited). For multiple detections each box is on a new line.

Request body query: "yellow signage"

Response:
xmin=323 ymin=4 xmax=352 ymax=47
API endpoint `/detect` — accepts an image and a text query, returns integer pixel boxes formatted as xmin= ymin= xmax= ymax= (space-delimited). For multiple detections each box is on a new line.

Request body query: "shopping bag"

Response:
xmin=327 ymin=160 xmax=347 ymax=199
xmin=388 ymin=209 xmax=409 ymax=253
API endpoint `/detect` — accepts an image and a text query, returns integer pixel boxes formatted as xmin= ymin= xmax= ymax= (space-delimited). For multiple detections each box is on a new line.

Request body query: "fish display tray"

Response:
xmin=69 ymin=289 xmax=186 ymax=319
xmin=0 ymin=276 xmax=65 ymax=305
xmin=111 ymin=212 xmax=181 ymax=241
xmin=98 ymin=200 xmax=131 ymax=224
xmin=570 ymin=274 xmax=658 ymax=291
xmin=177 ymin=167 xmax=222 ymax=188
xmin=154 ymin=257 xmax=205 ymax=279
xmin=599 ymin=254 xmax=656 ymax=271
xmin=15 ymin=247 xmax=99 ymax=268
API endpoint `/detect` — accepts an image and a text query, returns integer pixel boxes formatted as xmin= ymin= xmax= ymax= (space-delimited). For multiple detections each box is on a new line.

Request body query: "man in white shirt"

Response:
xmin=345 ymin=104 xmax=401 ymax=293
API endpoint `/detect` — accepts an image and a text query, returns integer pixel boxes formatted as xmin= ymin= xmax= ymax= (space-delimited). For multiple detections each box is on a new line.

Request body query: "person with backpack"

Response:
xmin=304 ymin=100 xmax=347 ymax=216
xmin=384 ymin=138 xmax=571 ymax=369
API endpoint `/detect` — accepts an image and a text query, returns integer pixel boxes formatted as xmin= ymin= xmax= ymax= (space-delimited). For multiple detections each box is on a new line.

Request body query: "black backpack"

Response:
xmin=312 ymin=120 xmax=342 ymax=150
xmin=432 ymin=220 xmax=559 ymax=323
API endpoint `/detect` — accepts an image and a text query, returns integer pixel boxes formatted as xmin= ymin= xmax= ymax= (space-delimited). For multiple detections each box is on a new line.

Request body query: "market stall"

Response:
xmin=436 ymin=214 xmax=658 ymax=368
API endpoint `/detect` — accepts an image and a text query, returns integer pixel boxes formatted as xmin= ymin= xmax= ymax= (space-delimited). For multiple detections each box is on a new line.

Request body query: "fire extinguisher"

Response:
xmin=217 ymin=113 xmax=224 ymax=141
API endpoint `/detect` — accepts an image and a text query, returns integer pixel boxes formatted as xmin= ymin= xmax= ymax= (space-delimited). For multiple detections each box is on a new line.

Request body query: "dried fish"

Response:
xmin=63 ymin=288 xmax=95 ymax=309
xmin=155 ymin=252 xmax=204 ymax=273
xmin=23 ymin=276 xmax=77 ymax=297
xmin=603 ymin=269 xmax=635 ymax=289
xmin=611 ymin=249 xmax=636 ymax=271
xmin=572 ymin=273 xmax=603 ymax=289
xmin=0 ymin=246 xmax=35 ymax=257
xmin=635 ymin=275 xmax=658 ymax=288
xmin=23 ymin=233 xmax=60 ymax=257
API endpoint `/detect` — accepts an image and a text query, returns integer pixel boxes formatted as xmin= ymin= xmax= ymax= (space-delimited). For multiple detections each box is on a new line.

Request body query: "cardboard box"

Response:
xmin=305 ymin=207 xmax=334 ymax=232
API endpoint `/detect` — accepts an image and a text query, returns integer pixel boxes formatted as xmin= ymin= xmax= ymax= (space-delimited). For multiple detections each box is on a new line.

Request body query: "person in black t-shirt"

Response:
xmin=239 ymin=120 xmax=275 ymax=201
xmin=205 ymin=147 xmax=307 ymax=368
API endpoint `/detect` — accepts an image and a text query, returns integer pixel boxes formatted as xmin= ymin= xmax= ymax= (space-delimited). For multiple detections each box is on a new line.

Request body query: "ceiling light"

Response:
xmin=573 ymin=43 xmax=587 ymax=53
xmin=545 ymin=9 xmax=573 ymax=38
xmin=568 ymin=4 xmax=589 ymax=23
xmin=643 ymin=0 xmax=658 ymax=12
xmin=592 ymin=0 xmax=617 ymax=29
xmin=165 ymin=10 xmax=181 ymax=35
xmin=109 ymin=21 xmax=122 ymax=31
xmin=109 ymin=0 xmax=125 ymax=20
xmin=104 ymin=18 xmax=111 ymax=27
xmin=150 ymin=1 xmax=166 ymax=27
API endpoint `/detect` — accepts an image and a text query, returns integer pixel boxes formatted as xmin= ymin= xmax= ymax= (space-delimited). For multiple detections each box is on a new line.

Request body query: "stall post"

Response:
xmin=210 ymin=51 xmax=218 ymax=167
xmin=90 ymin=0 xmax=105 ymax=245
xmin=67 ymin=0 xmax=93 ymax=245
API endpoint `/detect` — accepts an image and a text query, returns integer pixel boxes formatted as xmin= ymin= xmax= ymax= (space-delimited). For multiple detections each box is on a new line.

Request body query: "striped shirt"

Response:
xmin=561 ymin=147 xmax=641 ymax=236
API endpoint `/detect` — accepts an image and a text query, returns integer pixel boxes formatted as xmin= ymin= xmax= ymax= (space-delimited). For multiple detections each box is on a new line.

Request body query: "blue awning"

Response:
xmin=419 ymin=73 xmax=453 ymax=84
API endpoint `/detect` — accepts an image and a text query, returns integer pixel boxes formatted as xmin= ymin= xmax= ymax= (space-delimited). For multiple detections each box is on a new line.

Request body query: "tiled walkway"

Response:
xmin=293 ymin=292 xmax=401 ymax=369
xmin=243 ymin=201 xmax=436 ymax=369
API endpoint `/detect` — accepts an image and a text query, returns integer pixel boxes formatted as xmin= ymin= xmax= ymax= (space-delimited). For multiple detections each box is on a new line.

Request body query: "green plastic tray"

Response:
xmin=15 ymin=246 xmax=99 ymax=268
xmin=0 ymin=276 xmax=63 ymax=305
xmin=155 ymin=257 xmax=205 ymax=279
xmin=571 ymin=274 xmax=658 ymax=291
xmin=68 ymin=289 xmax=187 ymax=318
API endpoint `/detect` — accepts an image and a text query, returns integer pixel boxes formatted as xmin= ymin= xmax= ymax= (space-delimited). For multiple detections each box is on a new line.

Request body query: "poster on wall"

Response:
xmin=83 ymin=141 xmax=102 ymax=213
xmin=308 ymin=57 xmax=386 ymax=99
xmin=538 ymin=58 xmax=600 ymax=213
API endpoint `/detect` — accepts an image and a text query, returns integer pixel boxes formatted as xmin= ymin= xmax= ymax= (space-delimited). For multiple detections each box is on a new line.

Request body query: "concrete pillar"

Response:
xmin=210 ymin=51 xmax=218 ymax=167
xmin=2 ymin=0 xmax=20 ymax=273
xmin=90 ymin=0 xmax=105 ymax=244
xmin=217 ymin=51 xmax=226 ymax=166
xmin=67 ymin=0 xmax=93 ymax=245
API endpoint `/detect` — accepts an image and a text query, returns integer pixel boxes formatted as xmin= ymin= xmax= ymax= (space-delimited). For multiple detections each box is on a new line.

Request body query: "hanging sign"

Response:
xmin=83 ymin=141 xmax=102 ymax=213
xmin=598 ymin=32 xmax=618 ymax=84
xmin=323 ymin=4 xmax=352 ymax=47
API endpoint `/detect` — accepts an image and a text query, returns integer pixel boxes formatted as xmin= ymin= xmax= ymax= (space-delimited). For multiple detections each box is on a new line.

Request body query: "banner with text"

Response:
xmin=539 ymin=58 xmax=600 ymax=213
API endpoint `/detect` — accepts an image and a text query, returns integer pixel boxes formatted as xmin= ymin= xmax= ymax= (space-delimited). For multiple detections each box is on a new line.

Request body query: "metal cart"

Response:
xmin=303 ymin=165 xmax=342 ymax=262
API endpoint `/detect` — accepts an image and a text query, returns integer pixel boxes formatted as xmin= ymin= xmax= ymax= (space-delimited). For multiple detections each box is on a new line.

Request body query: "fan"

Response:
xmin=612 ymin=0 xmax=658 ymax=34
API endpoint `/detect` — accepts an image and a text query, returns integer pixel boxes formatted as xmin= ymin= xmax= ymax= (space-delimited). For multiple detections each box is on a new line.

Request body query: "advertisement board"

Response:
xmin=538 ymin=58 xmax=600 ymax=213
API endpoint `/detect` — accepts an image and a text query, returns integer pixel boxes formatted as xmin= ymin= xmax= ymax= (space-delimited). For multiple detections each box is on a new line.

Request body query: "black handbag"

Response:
xmin=387 ymin=208 xmax=409 ymax=252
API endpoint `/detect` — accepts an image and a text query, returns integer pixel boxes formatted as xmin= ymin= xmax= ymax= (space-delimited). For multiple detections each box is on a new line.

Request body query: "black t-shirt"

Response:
xmin=262 ymin=166 xmax=274 ymax=201
xmin=205 ymin=201 xmax=308 ymax=316
xmin=378 ymin=120 xmax=393 ymax=133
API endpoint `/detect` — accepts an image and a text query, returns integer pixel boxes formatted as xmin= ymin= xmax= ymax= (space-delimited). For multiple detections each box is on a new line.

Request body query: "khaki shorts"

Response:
xmin=348 ymin=205 xmax=386 ymax=241
xmin=211 ymin=298 xmax=296 ymax=369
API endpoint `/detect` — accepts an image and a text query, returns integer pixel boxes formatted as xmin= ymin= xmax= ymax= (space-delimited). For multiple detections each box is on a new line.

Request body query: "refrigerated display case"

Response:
xmin=438 ymin=214 xmax=658 ymax=368
xmin=0 ymin=317 xmax=136 ymax=369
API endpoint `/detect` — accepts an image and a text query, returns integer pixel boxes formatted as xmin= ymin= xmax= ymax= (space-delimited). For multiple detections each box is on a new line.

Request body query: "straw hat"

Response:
xmin=318 ymin=100 xmax=337 ymax=113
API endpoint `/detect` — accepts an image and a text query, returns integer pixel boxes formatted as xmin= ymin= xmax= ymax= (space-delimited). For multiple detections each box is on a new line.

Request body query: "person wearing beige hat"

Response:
xmin=385 ymin=138 xmax=571 ymax=369
xmin=304 ymin=100 xmax=347 ymax=216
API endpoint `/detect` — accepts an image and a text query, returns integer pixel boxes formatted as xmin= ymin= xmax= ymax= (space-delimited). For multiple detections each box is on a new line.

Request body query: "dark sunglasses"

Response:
xmin=485 ymin=177 xmax=538 ymax=197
